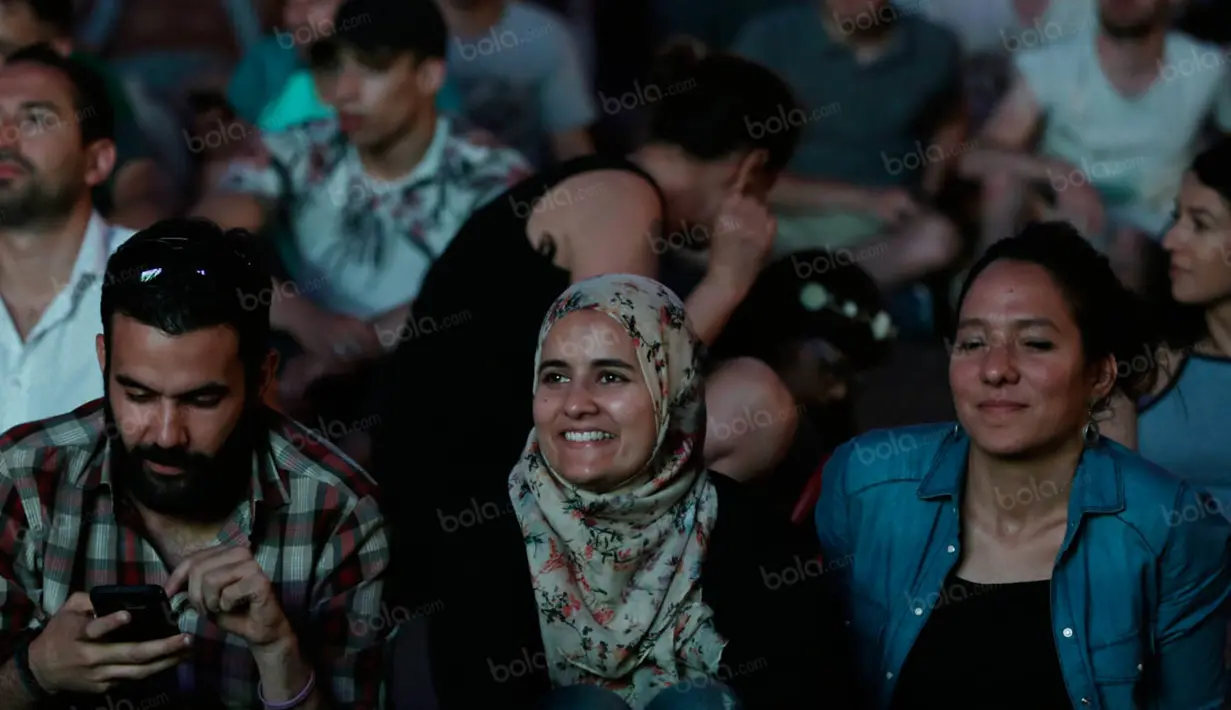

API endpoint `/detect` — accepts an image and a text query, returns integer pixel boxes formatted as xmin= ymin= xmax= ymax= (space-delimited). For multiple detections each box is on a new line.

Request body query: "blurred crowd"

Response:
xmin=1 ymin=0 xmax=1231 ymax=707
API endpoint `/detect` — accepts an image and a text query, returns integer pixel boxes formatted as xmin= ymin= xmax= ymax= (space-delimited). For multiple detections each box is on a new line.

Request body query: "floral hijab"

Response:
xmin=507 ymin=275 xmax=724 ymax=708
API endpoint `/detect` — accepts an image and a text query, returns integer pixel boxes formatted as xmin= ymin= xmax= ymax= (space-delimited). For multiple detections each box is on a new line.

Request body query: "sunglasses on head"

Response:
xmin=106 ymin=236 xmax=260 ymax=289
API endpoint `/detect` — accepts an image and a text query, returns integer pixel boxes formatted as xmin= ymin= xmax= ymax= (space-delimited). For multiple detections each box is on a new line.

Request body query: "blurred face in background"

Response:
xmin=324 ymin=45 xmax=442 ymax=150
xmin=655 ymin=149 xmax=771 ymax=248
xmin=1098 ymin=0 xmax=1173 ymax=39
xmin=1163 ymin=172 xmax=1231 ymax=306
xmin=949 ymin=260 xmax=1114 ymax=458
xmin=0 ymin=0 xmax=52 ymax=59
xmin=533 ymin=311 xmax=658 ymax=493
xmin=283 ymin=0 xmax=344 ymax=33
xmin=825 ymin=0 xmax=896 ymax=39
xmin=0 ymin=63 xmax=104 ymax=228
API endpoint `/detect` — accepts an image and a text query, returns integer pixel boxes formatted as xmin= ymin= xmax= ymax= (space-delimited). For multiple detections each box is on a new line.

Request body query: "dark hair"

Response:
xmin=644 ymin=42 xmax=800 ymax=175
xmin=952 ymin=221 xmax=1162 ymax=407
xmin=331 ymin=0 xmax=447 ymax=67
xmin=4 ymin=0 xmax=74 ymax=36
xmin=101 ymin=218 xmax=272 ymax=391
xmin=4 ymin=43 xmax=114 ymax=145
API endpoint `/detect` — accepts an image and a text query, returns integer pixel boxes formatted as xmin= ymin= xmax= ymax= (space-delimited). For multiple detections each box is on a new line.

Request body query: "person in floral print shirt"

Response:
xmin=192 ymin=0 xmax=529 ymax=454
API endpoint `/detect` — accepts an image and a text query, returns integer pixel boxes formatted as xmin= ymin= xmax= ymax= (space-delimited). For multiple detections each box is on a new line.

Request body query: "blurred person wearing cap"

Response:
xmin=194 ymin=0 xmax=530 ymax=461
xmin=0 ymin=217 xmax=388 ymax=709
xmin=436 ymin=0 xmax=596 ymax=167
xmin=959 ymin=0 xmax=1231 ymax=292
xmin=0 ymin=0 xmax=176 ymax=229
xmin=732 ymin=0 xmax=967 ymax=295
xmin=0 ymin=43 xmax=138 ymax=434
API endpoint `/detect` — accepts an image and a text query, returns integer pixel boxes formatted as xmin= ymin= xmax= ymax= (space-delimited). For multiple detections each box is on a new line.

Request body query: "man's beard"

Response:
xmin=0 ymin=152 xmax=82 ymax=229
xmin=105 ymin=402 xmax=263 ymax=523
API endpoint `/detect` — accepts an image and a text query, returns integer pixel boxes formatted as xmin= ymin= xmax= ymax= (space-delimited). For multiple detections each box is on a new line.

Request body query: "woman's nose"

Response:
xmin=562 ymin=382 xmax=599 ymax=416
xmin=979 ymin=342 xmax=1019 ymax=384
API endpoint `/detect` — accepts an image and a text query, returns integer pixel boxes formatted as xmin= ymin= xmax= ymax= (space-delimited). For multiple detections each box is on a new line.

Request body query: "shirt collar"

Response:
xmin=916 ymin=425 xmax=1127 ymax=517
xmin=73 ymin=211 xmax=116 ymax=282
xmin=347 ymin=116 xmax=451 ymax=187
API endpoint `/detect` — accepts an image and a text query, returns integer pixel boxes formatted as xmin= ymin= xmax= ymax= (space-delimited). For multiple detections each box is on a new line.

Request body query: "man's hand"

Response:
xmin=27 ymin=592 xmax=191 ymax=696
xmin=165 ymin=546 xmax=292 ymax=649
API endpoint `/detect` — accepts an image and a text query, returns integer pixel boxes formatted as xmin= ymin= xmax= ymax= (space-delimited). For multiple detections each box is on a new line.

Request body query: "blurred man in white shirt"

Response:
xmin=0 ymin=45 xmax=133 ymax=433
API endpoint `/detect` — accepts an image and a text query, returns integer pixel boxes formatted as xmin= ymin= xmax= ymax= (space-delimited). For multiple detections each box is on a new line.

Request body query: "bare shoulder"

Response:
xmin=550 ymin=169 xmax=661 ymax=218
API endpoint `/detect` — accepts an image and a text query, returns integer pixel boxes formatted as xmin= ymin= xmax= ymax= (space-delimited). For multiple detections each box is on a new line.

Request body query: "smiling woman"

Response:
xmin=396 ymin=275 xmax=858 ymax=710
xmin=817 ymin=222 xmax=1231 ymax=710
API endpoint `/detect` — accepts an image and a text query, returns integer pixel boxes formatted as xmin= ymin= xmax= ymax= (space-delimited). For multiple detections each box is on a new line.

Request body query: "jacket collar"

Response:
xmin=916 ymin=425 xmax=1126 ymax=517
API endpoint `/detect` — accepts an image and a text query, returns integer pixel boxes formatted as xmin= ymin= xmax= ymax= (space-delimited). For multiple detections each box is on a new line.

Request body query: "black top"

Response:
xmin=395 ymin=471 xmax=858 ymax=710
xmin=889 ymin=574 xmax=1071 ymax=710
xmin=371 ymin=154 xmax=665 ymax=607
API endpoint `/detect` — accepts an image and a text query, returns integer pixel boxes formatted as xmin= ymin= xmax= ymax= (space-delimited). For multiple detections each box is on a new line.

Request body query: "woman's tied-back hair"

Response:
xmin=952 ymin=221 xmax=1164 ymax=409
xmin=643 ymin=39 xmax=801 ymax=175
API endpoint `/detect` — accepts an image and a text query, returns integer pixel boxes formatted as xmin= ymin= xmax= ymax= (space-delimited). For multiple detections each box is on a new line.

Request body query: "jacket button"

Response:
xmin=1062 ymin=627 xmax=1073 ymax=638
xmin=1080 ymin=698 xmax=1089 ymax=705
xmin=946 ymin=545 xmax=956 ymax=553
xmin=1137 ymin=663 xmax=1143 ymax=671
xmin=914 ymin=607 xmax=923 ymax=615
xmin=886 ymin=672 xmax=893 ymax=680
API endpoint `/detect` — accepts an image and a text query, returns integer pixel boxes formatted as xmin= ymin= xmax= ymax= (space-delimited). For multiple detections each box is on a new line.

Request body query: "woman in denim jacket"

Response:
xmin=816 ymin=222 xmax=1231 ymax=710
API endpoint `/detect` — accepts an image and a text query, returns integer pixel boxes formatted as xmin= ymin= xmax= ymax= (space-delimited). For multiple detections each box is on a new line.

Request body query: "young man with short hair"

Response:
xmin=195 ymin=0 xmax=529 ymax=453
xmin=0 ymin=218 xmax=388 ymax=709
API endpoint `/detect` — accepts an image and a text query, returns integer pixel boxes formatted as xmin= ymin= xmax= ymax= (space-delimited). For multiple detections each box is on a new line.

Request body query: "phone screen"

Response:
xmin=89 ymin=585 xmax=180 ymax=643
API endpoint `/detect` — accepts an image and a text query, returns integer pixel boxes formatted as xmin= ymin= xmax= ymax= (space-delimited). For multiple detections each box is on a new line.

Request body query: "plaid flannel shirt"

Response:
xmin=0 ymin=399 xmax=389 ymax=708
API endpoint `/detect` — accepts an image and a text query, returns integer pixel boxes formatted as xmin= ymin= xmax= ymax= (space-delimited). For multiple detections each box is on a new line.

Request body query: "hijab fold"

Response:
xmin=508 ymin=275 xmax=724 ymax=709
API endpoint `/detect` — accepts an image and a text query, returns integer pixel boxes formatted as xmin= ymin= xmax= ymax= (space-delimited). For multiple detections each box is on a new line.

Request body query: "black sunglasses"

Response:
xmin=105 ymin=236 xmax=261 ymax=289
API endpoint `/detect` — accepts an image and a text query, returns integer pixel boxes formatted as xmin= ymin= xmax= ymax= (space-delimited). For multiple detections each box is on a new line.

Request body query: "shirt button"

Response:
xmin=914 ymin=607 xmax=923 ymax=616
xmin=1062 ymin=627 xmax=1074 ymax=638
xmin=1137 ymin=663 xmax=1143 ymax=671
xmin=946 ymin=545 xmax=956 ymax=553
xmin=1080 ymin=698 xmax=1090 ymax=705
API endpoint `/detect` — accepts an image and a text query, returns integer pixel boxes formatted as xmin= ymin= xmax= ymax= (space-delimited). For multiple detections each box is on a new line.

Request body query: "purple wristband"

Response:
xmin=258 ymin=669 xmax=316 ymax=710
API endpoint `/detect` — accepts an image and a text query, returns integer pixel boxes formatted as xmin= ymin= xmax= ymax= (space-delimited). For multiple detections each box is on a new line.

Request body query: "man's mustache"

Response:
xmin=129 ymin=445 xmax=210 ymax=470
xmin=0 ymin=149 xmax=34 ymax=174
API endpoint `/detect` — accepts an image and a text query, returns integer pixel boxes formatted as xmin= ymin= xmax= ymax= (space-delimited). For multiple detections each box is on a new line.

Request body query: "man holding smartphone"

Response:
xmin=0 ymin=218 xmax=389 ymax=709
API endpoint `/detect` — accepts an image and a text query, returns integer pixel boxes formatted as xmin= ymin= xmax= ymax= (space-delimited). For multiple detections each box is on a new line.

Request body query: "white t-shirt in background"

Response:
xmin=910 ymin=0 xmax=1095 ymax=56
xmin=1016 ymin=32 xmax=1231 ymax=235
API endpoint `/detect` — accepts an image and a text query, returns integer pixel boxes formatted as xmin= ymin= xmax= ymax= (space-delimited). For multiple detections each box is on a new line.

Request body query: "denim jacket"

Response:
xmin=815 ymin=423 xmax=1231 ymax=710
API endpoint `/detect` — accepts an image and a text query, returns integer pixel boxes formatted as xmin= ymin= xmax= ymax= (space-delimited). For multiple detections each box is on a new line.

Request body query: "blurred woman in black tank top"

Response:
xmin=373 ymin=45 xmax=805 ymax=607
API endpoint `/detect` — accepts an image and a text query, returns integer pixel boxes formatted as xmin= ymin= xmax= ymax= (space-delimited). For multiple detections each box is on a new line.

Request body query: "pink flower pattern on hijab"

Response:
xmin=508 ymin=274 xmax=725 ymax=708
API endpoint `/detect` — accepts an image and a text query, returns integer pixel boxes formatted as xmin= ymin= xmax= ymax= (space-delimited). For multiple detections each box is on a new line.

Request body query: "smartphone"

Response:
xmin=89 ymin=585 xmax=180 ymax=643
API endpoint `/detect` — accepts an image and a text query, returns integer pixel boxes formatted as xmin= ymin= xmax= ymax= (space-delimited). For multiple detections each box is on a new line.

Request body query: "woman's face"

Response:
xmin=533 ymin=311 xmax=658 ymax=493
xmin=949 ymin=260 xmax=1113 ymax=457
xmin=1163 ymin=172 xmax=1231 ymax=305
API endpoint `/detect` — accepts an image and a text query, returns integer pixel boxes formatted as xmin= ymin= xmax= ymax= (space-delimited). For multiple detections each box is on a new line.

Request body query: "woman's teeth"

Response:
xmin=563 ymin=431 xmax=614 ymax=442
